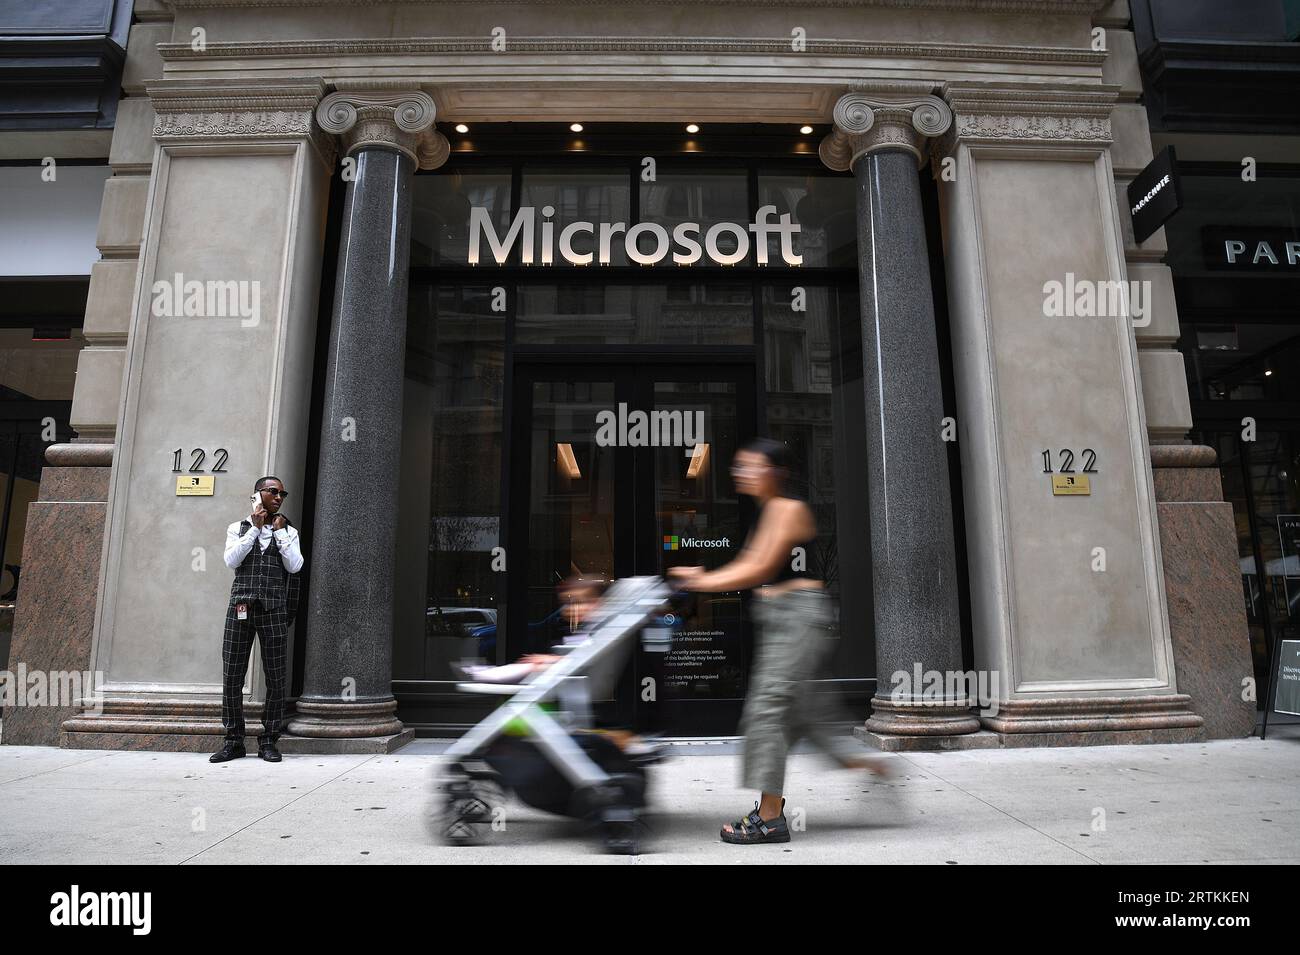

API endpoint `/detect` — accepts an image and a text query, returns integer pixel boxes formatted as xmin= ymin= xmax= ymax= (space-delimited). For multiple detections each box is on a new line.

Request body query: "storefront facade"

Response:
xmin=389 ymin=136 xmax=878 ymax=734
xmin=1128 ymin=0 xmax=1300 ymax=728
xmin=2 ymin=0 xmax=1259 ymax=750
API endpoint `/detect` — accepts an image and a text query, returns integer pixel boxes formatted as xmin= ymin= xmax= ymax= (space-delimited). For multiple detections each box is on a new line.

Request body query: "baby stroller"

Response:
xmin=436 ymin=576 xmax=679 ymax=854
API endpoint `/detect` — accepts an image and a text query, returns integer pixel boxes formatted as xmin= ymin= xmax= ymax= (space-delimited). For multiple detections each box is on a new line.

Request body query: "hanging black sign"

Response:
xmin=1127 ymin=145 xmax=1182 ymax=244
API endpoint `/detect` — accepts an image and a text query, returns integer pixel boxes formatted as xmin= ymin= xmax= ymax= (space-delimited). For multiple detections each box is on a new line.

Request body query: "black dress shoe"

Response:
xmin=209 ymin=742 xmax=246 ymax=763
xmin=258 ymin=743 xmax=282 ymax=762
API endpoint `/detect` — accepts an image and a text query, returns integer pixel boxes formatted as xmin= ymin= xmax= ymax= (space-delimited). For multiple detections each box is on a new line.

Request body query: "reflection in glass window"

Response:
xmin=396 ymin=286 xmax=506 ymax=678
xmin=520 ymin=168 xmax=631 ymax=267
xmin=0 ymin=328 xmax=77 ymax=669
xmin=758 ymin=174 xmax=857 ymax=269
xmin=1182 ymin=323 xmax=1300 ymax=402
xmin=640 ymin=169 xmax=750 ymax=264
xmin=762 ymin=284 xmax=872 ymax=679
xmin=524 ymin=380 xmax=617 ymax=650
xmin=516 ymin=284 xmax=753 ymax=345
xmin=411 ymin=169 xmax=512 ymax=267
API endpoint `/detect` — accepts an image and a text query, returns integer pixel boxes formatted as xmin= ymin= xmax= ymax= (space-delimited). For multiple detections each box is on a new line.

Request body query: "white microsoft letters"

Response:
xmin=469 ymin=204 xmax=802 ymax=266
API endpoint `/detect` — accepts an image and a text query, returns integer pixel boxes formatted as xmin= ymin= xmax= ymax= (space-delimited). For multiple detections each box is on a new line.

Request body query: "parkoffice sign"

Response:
xmin=467 ymin=204 xmax=803 ymax=267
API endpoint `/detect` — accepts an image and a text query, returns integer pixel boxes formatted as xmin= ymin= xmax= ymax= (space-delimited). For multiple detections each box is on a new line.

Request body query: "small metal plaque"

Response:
xmin=176 ymin=475 xmax=215 ymax=496
xmin=1051 ymin=474 xmax=1090 ymax=496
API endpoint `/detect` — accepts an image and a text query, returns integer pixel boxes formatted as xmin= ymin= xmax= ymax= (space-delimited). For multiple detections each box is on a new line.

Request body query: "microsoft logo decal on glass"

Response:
xmin=665 ymin=534 xmax=731 ymax=551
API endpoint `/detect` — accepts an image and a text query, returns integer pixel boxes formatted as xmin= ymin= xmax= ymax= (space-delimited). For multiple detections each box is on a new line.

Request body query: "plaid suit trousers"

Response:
xmin=221 ymin=600 xmax=289 ymax=745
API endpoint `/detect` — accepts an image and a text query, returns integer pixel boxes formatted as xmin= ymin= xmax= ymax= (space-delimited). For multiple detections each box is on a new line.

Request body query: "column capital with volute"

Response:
xmin=819 ymin=85 xmax=953 ymax=171
xmin=316 ymin=82 xmax=450 ymax=170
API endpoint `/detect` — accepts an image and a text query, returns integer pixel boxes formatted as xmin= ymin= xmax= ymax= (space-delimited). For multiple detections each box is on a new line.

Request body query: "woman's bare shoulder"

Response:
xmin=766 ymin=495 xmax=814 ymax=526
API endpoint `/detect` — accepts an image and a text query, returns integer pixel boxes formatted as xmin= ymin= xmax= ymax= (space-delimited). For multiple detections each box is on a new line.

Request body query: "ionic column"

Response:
xmin=287 ymin=84 xmax=448 ymax=746
xmin=820 ymin=87 xmax=980 ymax=742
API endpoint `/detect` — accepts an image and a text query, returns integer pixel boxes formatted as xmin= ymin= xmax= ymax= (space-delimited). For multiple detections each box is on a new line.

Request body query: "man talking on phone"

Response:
xmin=210 ymin=476 xmax=305 ymax=764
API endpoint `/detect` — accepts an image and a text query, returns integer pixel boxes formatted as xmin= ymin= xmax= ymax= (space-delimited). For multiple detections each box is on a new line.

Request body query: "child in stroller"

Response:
xmin=437 ymin=575 xmax=679 ymax=854
xmin=453 ymin=576 xmax=602 ymax=683
xmin=452 ymin=576 xmax=661 ymax=757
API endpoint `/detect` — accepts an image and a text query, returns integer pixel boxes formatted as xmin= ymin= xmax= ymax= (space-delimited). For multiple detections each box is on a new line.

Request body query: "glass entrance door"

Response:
xmin=507 ymin=362 xmax=756 ymax=735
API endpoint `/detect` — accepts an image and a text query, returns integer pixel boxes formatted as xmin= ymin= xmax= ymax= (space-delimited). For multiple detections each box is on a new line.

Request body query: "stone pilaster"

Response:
xmin=934 ymin=81 xmax=1204 ymax=746
xmin=62 ymin=78 xmax=334 ymax=752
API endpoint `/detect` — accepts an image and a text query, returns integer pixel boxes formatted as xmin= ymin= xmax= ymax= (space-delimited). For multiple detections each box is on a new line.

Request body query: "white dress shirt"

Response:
xmin=224 ymin=518 xmax=305 ymax=573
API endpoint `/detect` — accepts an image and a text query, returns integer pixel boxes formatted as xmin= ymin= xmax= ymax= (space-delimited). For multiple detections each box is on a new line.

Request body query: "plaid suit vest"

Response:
xmin=230 ymin=520 xmax=290 ymax=611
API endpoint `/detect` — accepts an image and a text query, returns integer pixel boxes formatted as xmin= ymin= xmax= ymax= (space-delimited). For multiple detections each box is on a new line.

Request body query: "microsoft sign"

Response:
xmin=468 ymin=205 xmax=803 ymax=267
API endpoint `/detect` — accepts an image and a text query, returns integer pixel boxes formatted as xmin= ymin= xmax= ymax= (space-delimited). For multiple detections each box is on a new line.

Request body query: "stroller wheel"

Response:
xmin=444 ymin=815 xmax=485 ymax=846
xmin=439 ymin=770 xmax=502 ymax=846
xmin=600 ymin=807 xmax=641 ymax=855
xmin=598 ymin=815 xmax=639 ymax=852
xmin=442 ymin=790 xmax=492 ymax=845
xmin=572 ymin=783 xmax=644 ymax=854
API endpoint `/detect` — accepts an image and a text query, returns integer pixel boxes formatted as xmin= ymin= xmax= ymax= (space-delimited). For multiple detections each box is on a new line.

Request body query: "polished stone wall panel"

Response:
xmin=1155 ymin=499 xmax=1256 ymax=739
xmin=2 ymin=468 xmax=110 ymax=746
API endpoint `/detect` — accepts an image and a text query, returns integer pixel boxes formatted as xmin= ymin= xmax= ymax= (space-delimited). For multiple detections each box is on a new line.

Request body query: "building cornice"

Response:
xmin=938 ymin=81 xmax=1118 ymax=148
xmin=157 ymin=36 xmax=1105 ymax=68
xmin=163 ymin=0 xmax=1107 ymax=12
xmin=147 ymin=77 xmax=335 ymax=162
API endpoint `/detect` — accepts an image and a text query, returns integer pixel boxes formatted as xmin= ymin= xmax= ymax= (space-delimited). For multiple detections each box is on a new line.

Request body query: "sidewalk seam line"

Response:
xmin=0 ymin=750 xmax=117 ymax=787
xmin=178 ymin=754 xmax=382 ymax=865
xmin=895 ymin=754 xmax=1103 ymax=865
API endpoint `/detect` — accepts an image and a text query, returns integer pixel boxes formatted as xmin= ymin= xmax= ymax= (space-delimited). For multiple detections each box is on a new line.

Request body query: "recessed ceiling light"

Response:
xmin=454 ymin=123 xmax=469 ymax=133
xmin=570 ymin=123 xmax=584 ymax=132
xmin=800 ymin=125 xmax=814 ymax=135
xmin=686 ymin=123 xmax=700 ymax=134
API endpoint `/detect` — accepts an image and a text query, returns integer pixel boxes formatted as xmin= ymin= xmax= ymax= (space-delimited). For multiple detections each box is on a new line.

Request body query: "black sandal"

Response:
xmin=720 ymin=799 xmax=790 ymax=844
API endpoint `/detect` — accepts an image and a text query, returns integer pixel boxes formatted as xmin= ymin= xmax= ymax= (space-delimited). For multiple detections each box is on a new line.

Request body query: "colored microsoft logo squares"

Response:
xmin=663 ymin=535 xmax=679 ymax=550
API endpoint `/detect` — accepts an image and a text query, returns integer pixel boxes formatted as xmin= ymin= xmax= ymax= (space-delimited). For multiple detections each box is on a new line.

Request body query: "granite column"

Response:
xmin=821 ymin=88 xmax=980 ymax=741
xmin=287 ymin=86 xmax=448 ymax=745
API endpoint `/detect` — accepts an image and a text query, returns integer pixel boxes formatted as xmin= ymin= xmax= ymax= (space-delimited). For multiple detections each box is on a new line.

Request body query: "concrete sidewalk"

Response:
xmin=1 ymin=731 xmax=1298 ymax=864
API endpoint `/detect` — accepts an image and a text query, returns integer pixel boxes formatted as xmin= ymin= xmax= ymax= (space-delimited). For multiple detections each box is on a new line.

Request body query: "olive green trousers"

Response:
xmin=740 ymin=588 xmax=862 ymax=794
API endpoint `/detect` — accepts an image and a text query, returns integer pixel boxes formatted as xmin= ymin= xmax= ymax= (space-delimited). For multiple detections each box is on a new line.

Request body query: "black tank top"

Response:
xmin=748 ymin=497 xmax=820 ymax=584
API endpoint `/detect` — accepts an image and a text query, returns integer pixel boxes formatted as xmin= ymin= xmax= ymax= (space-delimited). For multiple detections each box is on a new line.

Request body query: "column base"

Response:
xmin=286 ymin=698 xmax=403 ymax=739
xmin=863 ymin=695 xmax=982 ymax=737
xmin=276 ymin=730 xmax=414 ymax=754
xmin=855 ymin=726 xmax=1000 ymax=751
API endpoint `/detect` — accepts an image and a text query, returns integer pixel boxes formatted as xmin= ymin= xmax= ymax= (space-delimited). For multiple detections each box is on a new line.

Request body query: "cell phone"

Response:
xmin=250 ymin=491 xmax=260 ymax=514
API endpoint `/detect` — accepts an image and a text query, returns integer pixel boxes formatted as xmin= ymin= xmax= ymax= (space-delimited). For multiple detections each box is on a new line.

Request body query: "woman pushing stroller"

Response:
xmin=669 ymin=437 xmax=894 ymax=845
